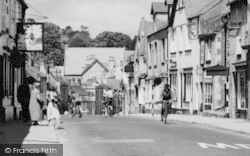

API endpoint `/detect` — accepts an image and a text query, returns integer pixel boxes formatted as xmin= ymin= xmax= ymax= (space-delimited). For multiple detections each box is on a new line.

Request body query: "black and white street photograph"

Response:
xmin=0 ymin=0 xmax=250 ymax=155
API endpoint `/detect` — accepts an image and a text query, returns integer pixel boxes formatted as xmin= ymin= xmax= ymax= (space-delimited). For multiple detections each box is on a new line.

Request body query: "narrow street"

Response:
xmin=58 ymin=115 xmax=250 ymax=156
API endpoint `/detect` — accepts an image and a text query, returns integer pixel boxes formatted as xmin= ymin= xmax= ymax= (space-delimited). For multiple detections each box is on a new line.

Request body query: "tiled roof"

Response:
xmin=151 ymin=2 xmax=169 ymax=15
xmin=198 ymin=0 xmax=230 ymax=20
xmin=184 ymin=0 xmax=217 ymax=18
xmin=64 ymin=47 xmax=125 ymax=75
xmin=155 ymin=19 xmax=168 ymax=31
xmin=82 ymin=59 xmax=109 ymax=76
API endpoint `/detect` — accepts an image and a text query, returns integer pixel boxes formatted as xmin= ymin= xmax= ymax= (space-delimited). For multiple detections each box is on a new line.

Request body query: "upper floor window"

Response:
xmin=205 ymin=40 xmax=212 ymax=63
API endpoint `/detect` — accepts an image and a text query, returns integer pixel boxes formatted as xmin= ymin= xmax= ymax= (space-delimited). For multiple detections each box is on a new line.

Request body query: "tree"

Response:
xmin=93 ymin=31 xmax=132 ymax=49
xmin=68 ymin=26 xmax=92 ymax=47
xmin=44 ymin=22 xmax=64 ymax=66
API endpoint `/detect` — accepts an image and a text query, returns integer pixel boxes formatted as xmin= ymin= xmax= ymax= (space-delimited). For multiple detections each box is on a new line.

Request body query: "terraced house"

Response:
xmin=145 ymin=0 xmax=176 ymax=114
xmin=0 ymin=0 xmax=28 ymax=121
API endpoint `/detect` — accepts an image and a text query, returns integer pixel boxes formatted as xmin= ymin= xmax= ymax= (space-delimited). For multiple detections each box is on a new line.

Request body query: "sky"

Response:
xmin=25 ymin=0 xmax=164 ymax=38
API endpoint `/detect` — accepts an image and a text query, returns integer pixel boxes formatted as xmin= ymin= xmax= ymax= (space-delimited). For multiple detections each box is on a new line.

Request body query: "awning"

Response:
xmin=146 ymin=76 xmax=155 ymax=80
xmin=26 ymin=66 xmax=47 ymax=81
xmin=205 ymin=64 xmax=229 ymax=76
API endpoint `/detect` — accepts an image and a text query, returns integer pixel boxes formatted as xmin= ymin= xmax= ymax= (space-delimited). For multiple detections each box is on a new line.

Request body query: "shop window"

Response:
xmin=204 ymin=83 xmax=213 ymax=105
xmin=170 ymin=74 xmax=177 ymax=101
xmin=237 ymin=71 xmax=246 ymax=110
xmin=184 ymin=73 xmax=192 ymax=102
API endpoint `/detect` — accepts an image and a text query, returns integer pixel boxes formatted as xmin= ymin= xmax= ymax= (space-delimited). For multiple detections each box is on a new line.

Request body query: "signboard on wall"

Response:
xmin=17 ymin=23 xmax=44 ymax=52
xmin=188 ymin=18 xmax=198 ymax=40
xmin=200 ymin=41 xmax=205 ymax=65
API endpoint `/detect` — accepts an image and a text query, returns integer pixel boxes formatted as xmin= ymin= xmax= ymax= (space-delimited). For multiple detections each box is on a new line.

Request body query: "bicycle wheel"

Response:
xmin=164 ymin=104 xmax=168 ymax=124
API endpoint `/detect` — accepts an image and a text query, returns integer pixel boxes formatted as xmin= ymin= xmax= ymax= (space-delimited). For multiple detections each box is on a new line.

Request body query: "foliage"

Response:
xmin=68 ymin=31 xmax=92 ymax=47
xmin=92 ymin=31 xmax=132 ymax=49
xmin=44 ymin=22 xmax=64 ymax=66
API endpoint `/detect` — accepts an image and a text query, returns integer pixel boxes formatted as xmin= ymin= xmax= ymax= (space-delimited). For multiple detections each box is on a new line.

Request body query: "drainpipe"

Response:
xmin=224 ymin=19 xmax=229 ymax=118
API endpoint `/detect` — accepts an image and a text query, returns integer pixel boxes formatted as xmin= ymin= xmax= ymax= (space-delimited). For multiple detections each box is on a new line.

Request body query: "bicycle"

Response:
xmin=161 ymin=100 xmax=172 ymax=124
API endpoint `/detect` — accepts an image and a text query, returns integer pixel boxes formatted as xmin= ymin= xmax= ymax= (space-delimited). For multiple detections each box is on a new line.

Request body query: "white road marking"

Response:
xmin=198 ymin=143 xmax=250 ymax=149
xmin=234 ymin=144 xmax=250 ymax=149
xmin=93 ymin=139 xmax=155 ymax=144
xmin=64 ymin=121 xmax=97 ymax=125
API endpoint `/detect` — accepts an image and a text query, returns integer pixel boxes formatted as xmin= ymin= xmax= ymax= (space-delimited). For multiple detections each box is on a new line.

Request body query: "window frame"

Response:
xmin=170 ymin=74 xmax=178 ymax=101
xmin=184 ymin=73 xmax=192 ymax=102
xmin=204 ymin=82 xmax=213 ymax=105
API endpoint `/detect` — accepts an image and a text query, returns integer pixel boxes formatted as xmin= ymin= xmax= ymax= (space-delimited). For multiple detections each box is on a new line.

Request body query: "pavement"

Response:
xmin=0 ymin=120 xmax=74 ymax=156
xmin=126 ymin=113 xmax=250 ymax=136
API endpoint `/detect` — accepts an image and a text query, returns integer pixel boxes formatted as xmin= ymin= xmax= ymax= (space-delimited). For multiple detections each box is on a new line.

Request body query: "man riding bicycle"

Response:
xmin=103 ymin=87 xmax=114 ymax=117
xmin=161 ymin=84 xmax=173 ymax=124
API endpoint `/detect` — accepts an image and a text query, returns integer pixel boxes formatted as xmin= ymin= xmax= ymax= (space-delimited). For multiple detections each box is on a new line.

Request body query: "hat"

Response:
xmin=27 ymin=77 xmax=37 ymax=85
xmin=34 ymin=82 xmax=40 ymax=87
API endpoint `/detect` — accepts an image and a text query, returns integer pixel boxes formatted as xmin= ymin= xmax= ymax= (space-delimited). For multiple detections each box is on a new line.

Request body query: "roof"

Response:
xmin=64 ymin=47 xmax=125 ymax=75
xmin=184 ymin=0 xmax=217 ymax=18
xmin=199 ymin=0 xmax=230 ymax=20
xmin=151 ymin=2 xmax=170 ymax=15
xmin=82 ymin=59 xmax=109 ymax=75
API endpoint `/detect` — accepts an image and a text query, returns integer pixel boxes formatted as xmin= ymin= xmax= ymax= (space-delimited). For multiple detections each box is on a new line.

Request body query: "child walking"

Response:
xmin=47 ymin=96 xmax=62 ymax=129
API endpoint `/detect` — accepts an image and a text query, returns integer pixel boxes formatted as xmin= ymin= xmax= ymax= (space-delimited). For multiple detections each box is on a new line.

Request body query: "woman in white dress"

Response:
xmin=29 ymin=82 xmax=43 ymax=125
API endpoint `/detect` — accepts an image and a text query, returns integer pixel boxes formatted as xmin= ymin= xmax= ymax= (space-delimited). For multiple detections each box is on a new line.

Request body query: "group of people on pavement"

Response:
xmin=17 ymin=77 xmax=62 ymax=129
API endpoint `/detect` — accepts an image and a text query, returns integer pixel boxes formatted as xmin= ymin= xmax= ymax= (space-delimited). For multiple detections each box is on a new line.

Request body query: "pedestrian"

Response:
xmin=29 ymin=82 xmax=43 ymax=126
xmin=102 ymin=87 xmax=114 ymax=117
xmin=161 ymin=84 xmax=173 ymax=124
xmin=47 ymin=96 xmax=62 ymax=129
xmin=17 ymin=77 xmax=36 ymax=122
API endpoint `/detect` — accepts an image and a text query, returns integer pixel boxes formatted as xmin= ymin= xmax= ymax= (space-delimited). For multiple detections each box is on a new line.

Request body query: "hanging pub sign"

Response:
xmin=17 ymin=23 xmax=44 ymax=52
xmin=188 ymin=18 xmax=198 ymax=40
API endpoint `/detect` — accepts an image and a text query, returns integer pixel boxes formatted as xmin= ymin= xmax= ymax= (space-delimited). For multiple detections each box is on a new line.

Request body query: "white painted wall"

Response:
xmin=82 ymin=63 xmax=107 ymax=84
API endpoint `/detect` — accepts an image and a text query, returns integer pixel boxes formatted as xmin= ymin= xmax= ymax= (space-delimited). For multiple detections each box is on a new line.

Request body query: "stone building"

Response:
xmin=0 ymin=0 xmax=28 ymax=121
